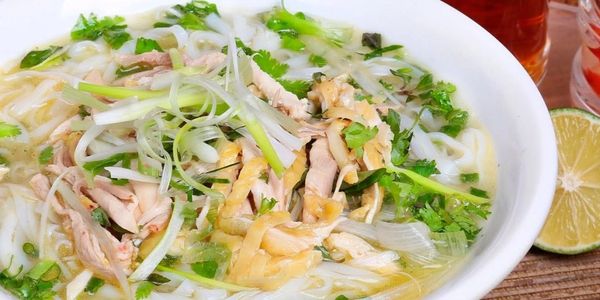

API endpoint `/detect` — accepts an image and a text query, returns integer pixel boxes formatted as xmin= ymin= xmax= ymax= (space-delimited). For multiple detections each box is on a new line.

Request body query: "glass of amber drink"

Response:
xmin=443 ymin=0 xmax=550 ymax=84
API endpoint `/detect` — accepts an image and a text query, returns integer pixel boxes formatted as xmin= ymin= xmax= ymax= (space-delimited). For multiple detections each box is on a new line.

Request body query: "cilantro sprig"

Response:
xmin=71 ymin=14 xmax=131 ymax=49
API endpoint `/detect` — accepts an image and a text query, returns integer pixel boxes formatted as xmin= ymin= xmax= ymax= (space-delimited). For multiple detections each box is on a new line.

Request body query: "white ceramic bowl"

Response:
xmin=0 ymin=0 xmax=557 ymax=299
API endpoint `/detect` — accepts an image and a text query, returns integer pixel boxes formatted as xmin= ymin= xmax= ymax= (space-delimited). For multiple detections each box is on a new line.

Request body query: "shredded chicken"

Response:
xmin=117 ymin=51 xmax=172 ymax=67
xmin=308 ymin=74 xmax=356 ymax=111
xmin=250 ymin=61 xmax=311 ymax=120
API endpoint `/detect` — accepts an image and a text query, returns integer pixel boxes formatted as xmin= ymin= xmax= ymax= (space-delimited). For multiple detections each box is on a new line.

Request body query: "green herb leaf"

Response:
xmin=314 ymin=245 xmax=333 ymax=261
xmin=416 ymin=73 xmax=434 ymax=91
xmin=20 ymin=46 xmax=63 ymax=69
xmin=253 ymin=50 xmax=289 ymax=79
xmin=146 ymin=273 xmax=170 ymax=286
xmin=178 ymin=13 xmax=206 ymax=30
xmin=135 ymin=37 xmax=163 ymax=54
xmin=0 ymin=122 xmax=21 ymax=138
xmin=38 ymin=146 xmax=54 ymax=165
xmin=441 ymin=109 xmax=469 ymax=137
xmin=309 ymin=54 xmax=327 ymax=67
xmin=342 ymin=122 xmax=378 ymax=149
xmin=281 ymin=35 xmax=305 ymax=51
xmin=159 ymin=254 xmax=180 ymax=268
xmin=258 ymin=197 xmax=278 ymax=215
xmin=469 ymin=187 xmax=489 ymax=199
xmin=0 ymin=261 xmax=60 ymax=300
xmin=191 ymin=261 xmax=218 ymax=279
xmin=278 ymin=79 xmax=312 ymax=98
xmin=335 ymin=295 xmax=349 ymax=300
xmin=84 ymin=277 xmax=105 ymax=295
xmin=91 ymin=207 xmax=111 ymax=227
xmin=71 ymin=14 xmax=131 ymax=49
xmin=407 ymin=159 xmax=439 ymax=178
xmin=0 ymin=155 xmax=7 ymax=165
xmin=361 ymin=32 xmax=382 ymax=49
xmin=22 ymin=242 xmax=39 ymax=258
xmin=364 ymin=44 xmax=403 ymax=60
xmin=115 ymin=63 xmax=154 ymax=79
xmin=135 ymin=281 xmax=154 ymax=300
xmin=340 ymin=168 xmax=386 ymax=196
xmin=82 ymin=153 xmax=129 ymax=177
xmin=460 ymin=173 xmax=479 ymax=183
xmin=390 ymin=67 xmax=412 ymax=84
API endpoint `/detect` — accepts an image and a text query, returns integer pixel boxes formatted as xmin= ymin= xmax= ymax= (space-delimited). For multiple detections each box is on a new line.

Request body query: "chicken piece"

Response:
xmin=220 ymin=157 xmax=268 ymax=218
xmin=186 ymin=51 xmax=227 ymax=72
xmin=250 ymin=61 xmax=311 ymax=120
xmin=348 ymin=251 xmax=400 ymax=275
xmin=137 ymin=196 xmax=172 ymax=239
xmin=130 ymin=181 xmax=158 ymax=213
xmin=261 ymin=218 xmax=342 ymax=256
xmin=303 ymin=138 xmax=342 ymax=223
xmin=86 ymin=187 xmax=139 ymax=234
xmin=354 ymin=100 xmax=382 ymax=127
xmin=94 ymin=176 xmax=136 ymax=202
xmin=49 ymin=116 xmax=80 ymax=144
xmin=212 ymin=140 xmax=241 ymax=198
xmin=324 ymin=232 xmax=375 ymax=260
xmin=308 ymin=74 xmax=356 ymax=111
xmin=120 ymin=66 xmax=170 ymax=87
xmin=66 ymin=210 xmax=134 ymax=280
xmin=117 ymin=51 xmax=171 ymax=67
xmin=326 ymin=119 xmax=358 ymax=184
xmin=29 ymin=173 xmax=67 ymax=215
xmin=250 ymin=168 xmax=284 ymax=211
xmin=304 ymin=138 xmax=337 ymax=197
xmin=83 ymin=69 xmax=105 ymax=85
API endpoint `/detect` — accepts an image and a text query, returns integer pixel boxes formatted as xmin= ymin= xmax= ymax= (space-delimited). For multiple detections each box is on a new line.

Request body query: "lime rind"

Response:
xmin=534 ymin=108 xmax=600 ymax=255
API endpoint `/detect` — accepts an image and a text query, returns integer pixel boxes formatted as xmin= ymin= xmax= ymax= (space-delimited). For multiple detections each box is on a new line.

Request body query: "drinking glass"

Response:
xmin=443 ymin=0 xmax=550 ymax=84
xmin=571 ymin=0 xmax=600 ymax=114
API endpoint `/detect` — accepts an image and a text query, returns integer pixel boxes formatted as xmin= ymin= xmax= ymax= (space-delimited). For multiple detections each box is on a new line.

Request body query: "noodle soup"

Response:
xmin=0 ymin=1 xmax=496 ymax=299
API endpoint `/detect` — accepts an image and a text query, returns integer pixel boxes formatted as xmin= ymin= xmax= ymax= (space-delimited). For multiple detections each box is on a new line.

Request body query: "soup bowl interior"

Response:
xmin=0 ymin=0 xmax=557 ymax=299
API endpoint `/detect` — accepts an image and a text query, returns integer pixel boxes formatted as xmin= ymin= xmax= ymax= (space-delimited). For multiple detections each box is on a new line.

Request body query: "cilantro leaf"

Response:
xmin=407 ymin=159 xmax=440 ymax=178
xmin=361 ymin=32 xmax=382 ymax=49
xmin=91 ymin=207 xmax=111 ymax=227
xmin=135 ymin=37 xmax=163 ymax=54
xmin=135 ymin=281 xmax=154 ymax=300
xmin=281 ymin=35 xmax=305 ymax=51
xmin=390 ymin=67 xmax=412 ymax=84
xmin=178 ymin=13 xmax=207 ymax=30
xmin=364 ymin=44 xmax=403 ymax=60
xmin=309 ymin=54 xmax=327 ymax=67
xmin=335 ymin=296 xmax=350 ymax=300
xmin=460 ymin=173 xmax=479 ymax=183
xmin=20 ymin=46 xmax=63 ymax=69
xmin=253 ymin=50 xmax=289 ymax=79
xmin=0 ymin=261 xmax=60 ymax=300
xmin=156 ymin=1 xmax=219 ymax=29
xmin=258 ymin=197 xmax=278 ymax=215
xmin=278 ymin=79 xmax=312 ymax=98
xmin=70 ymin=14 xmax=131 ymax=49
xmin=0 ymin=122 xmax=21 ymax=138
xmin=191 ymin=261 xmax=218 ymax=278
xmin=38 ymin=146 xmax=54 ymax=165
xmin=441 ymin=109 xmax=469 ymax=137
xmin=342 ymin=122 xmax=378 ymax=149
xmin=84 ymin=277 xmax=104 ymax=295
xmin=418 ymin=202 xmax=445 ymax=232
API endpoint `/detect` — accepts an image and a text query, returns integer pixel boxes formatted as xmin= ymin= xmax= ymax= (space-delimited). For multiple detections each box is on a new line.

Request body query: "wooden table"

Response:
xmin=485 ymin=3 xmax=600 ymax=299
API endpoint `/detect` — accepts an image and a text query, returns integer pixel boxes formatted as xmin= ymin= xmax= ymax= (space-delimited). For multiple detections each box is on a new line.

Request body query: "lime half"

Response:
xmin=535 ymin=108 xmax=600 ymax=254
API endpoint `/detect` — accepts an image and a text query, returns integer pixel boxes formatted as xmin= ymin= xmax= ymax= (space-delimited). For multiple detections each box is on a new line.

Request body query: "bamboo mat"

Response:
xmin=484 ymin=2 xmax=600 ymax=299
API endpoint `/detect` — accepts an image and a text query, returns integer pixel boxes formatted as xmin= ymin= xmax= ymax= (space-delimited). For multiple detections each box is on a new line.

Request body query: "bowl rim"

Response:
xmin=0 ymin=0 xmax=558 ymax=299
